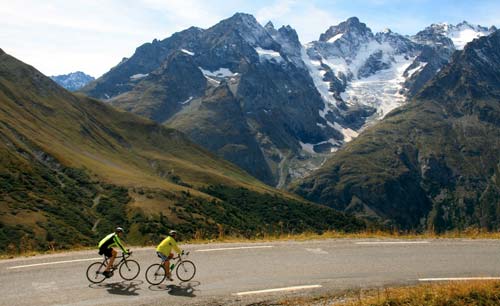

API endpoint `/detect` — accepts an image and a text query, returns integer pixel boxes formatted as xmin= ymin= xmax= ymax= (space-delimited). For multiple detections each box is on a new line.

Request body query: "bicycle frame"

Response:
xmin=101 ymin=252 xmax=132 ymax=272
xmin=161 ymin=251 xmax=189 ymax=269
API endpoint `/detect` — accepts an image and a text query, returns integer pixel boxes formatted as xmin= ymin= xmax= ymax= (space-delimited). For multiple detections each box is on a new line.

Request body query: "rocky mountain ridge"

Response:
xmin=80 ymin=13 xmax=496 ymax=187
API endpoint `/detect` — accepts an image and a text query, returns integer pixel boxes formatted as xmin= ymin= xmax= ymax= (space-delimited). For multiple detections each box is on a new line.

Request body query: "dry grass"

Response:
xmin=279 ymin=281 xmax=500 ymax=306
xmin=185 ymin=228 xmax=500 ymax=244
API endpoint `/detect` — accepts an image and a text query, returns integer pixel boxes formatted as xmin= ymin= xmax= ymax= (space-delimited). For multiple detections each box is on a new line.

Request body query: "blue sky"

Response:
xmin=1 ymin=0 xmax=499 ymax=77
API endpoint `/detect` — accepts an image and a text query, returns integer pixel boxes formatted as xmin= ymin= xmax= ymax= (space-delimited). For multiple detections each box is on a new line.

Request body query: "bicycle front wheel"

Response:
xmin=119 ymin=259 xmax=140 ymax=280
xmin=86 ymin=261 xmax=106 ymax=284
xmin=145 ymin=264 xmax=166 ymax=285
xmin=176 ymin=260 xmax=196 ymax=281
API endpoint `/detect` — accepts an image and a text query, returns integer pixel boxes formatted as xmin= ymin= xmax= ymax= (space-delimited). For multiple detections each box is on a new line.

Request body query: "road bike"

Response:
xmin=86 ymin=251 xmax=140 ymax=284
xmin=145 ymin=252 xmax=196 ymax=285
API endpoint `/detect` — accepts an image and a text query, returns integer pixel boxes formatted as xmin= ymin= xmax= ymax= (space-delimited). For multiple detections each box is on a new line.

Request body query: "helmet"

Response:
xmin=169 ymin=230 xmax=177 ymax=236
xmin=115 ymin=227 xmax=124 ymax=233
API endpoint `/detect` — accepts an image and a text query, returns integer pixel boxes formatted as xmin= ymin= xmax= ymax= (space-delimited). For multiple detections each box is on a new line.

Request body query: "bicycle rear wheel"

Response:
xmin=145 ymin=264 xmax=166 ymax=285
xmin=176 ymin=260 xmax=196 ymax=281
xmin=119 ymin=259 xmax=140 ymax=280
xmin=86 ymin=261 xmax=106 ymax=283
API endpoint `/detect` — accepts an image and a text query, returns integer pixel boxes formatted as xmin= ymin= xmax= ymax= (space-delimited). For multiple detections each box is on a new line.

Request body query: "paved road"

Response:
xmin=1 ymin=239 xmax=500 ymax=306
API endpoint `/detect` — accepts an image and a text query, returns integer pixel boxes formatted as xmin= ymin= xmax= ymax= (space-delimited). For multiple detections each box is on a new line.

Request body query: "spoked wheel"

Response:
xmin=145 ymin=264 xmax=167 ymax=285
xmin=119 ymin=259 xmax=140 ymax=280
xmin=86 ymin=262 xmax=106 ymax=284
xmin=176 ymin=260 xmax=196 ymax=282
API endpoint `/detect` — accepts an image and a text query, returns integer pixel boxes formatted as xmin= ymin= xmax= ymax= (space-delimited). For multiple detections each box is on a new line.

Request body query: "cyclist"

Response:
xmin=98 ymin=227 xmax=129 ymax=278
xmin=156 ymin=230 xmax=183 ymax=281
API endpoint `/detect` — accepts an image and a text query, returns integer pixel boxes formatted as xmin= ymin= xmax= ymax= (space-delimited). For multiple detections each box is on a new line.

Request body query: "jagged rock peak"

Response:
xmin=225 ymin=12 xmax=260 ymax=25
xmin=0 ymin=48 xmax=4 ymax=55
xmin=265 ymin=21 xmax=275 ymax=31
xmin=278 ymin=25 xmax=299 ymax=40
xmin=319 ymin=17 xmax=373 ymax=42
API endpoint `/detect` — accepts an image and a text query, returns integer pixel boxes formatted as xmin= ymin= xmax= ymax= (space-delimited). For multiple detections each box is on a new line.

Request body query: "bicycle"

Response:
xmin=86 ymin=251 xmax=140 ymax=284
xmin=145 ymin=251 xmax=196 ymax=285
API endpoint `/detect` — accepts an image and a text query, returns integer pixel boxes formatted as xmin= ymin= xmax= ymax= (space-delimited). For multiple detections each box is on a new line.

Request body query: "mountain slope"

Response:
xmin=291 ymin=31 xmax=500 ymax=231
xmin=0 ymin=49 xmax=364 ymax=253
xmin=83 ymin=13 xmax=340 ymax=186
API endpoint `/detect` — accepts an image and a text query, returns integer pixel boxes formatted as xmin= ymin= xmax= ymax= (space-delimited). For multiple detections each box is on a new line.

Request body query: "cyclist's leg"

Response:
xmin=157 ymin=251 xmax=168 ymax=269
xmin=165 ymin=252 xmax=174 ymax=279
xmin=157 ymin=251 xmax=172 ymax=279
xmin=105 ymin=248 xmax=117 ymax=272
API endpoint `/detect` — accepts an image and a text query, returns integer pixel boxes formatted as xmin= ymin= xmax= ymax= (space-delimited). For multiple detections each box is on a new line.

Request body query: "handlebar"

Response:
xmin=171 ymin=251 xmax=189 ymax=260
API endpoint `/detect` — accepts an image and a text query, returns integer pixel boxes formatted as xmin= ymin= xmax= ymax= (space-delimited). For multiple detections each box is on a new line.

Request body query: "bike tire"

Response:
xmin=119 ymin=259 xmax=140 ymax=281
xmin=86 ymin=261 xmax=106 ymax=284
xmin=176 ymin=260 xmax=196 ymax=282
xmin=145 ymin=264 xmax=166 ymax=285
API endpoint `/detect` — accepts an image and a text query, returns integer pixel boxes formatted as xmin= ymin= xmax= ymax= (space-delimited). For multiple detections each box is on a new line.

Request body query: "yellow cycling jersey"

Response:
xmin=156 ymin=236 xmax=181 ymax=255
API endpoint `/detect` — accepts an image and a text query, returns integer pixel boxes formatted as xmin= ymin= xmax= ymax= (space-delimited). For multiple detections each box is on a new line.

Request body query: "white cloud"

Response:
xmin=139 ymin=0 xmax=224 ymax=30
xmin=1 ymin=0 xmax=499 ymax=77
xmin=256 ymin=1 xmax=345 ymax=43
xmin=256 ymin=0 xmax=296 ymax=23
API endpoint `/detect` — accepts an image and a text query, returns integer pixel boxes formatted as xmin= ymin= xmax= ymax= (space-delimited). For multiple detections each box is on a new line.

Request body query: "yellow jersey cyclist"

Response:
xmin=98 ymin=227 xmax=129 ymax=278
xmin=156 ymin=230 xmax=183 ymax=281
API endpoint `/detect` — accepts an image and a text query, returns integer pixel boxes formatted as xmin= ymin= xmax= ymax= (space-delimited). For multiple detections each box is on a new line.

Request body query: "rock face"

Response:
xmin=50 ymin=71 xmax=94 ymax=91
xmin=292 ymin=30 xmax=500 ymax=231
xmin=80 ymin=14 xmax=495 ymax=187
xmin=82 ymin=13 xmax=342 ymax=186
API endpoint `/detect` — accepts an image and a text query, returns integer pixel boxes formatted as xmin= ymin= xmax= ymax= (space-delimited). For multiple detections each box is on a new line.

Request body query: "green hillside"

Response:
xmin=0 ymin=49 xmax=364 ymax=253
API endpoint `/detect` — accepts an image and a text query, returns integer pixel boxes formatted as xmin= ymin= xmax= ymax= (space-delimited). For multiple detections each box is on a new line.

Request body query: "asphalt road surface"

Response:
xmin=1 ymin=239 xmax=500 ymax=306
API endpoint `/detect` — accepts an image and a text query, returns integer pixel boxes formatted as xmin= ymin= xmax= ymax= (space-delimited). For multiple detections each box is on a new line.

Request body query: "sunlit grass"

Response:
xmin=281 ymin=281 xmax=500 ymax=306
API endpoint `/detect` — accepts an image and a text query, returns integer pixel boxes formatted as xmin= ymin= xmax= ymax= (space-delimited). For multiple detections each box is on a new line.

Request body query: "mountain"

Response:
xmin=81 ymin=13 xmax=342 ymax=187
xmin=0 ymin=48 xmax=364 ymax=253
xmin=80 ymin=14 xmax=495 ymax=188
xmin=291 ymin=30 xmax=500 ymax=231
xmin=50 ymin=71 xmax=95 ymax=91
xmin=303 ymin=19 xmax=495 ymax=139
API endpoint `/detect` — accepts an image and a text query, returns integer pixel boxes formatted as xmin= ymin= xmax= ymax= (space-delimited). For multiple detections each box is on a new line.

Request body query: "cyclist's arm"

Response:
xmin=172 ymin=241 xmax=182 ymax=254
xmin=113 ymin=235 xmax=128 ymax=253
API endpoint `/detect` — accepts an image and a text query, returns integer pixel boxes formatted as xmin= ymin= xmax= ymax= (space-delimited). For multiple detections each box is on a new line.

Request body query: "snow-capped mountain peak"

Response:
xmin=319 ymin=17 xmax=373 ymax=42
xmin=415 ymin=21 xmax=494 ymax=50
xmin=305 ymin=17 xmax=420 ymax=133
xmin=50 ymin=71 xmax=95 ymax=91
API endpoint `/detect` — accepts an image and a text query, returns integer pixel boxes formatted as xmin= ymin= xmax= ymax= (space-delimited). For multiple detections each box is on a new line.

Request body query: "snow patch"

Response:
xmin=300 ymin=138 xmax=341 ymax=154
xmin=448 ymin=28 xmax=487 ymax=50
xmin=255 ymin=47 xmax=284 ymax=63
xmin=199 ymin=67 xmax=237 ymax=78
xmin=301 ymin=47 xmax=337 ymax=125
xmin=130 ymin=73 xmax=148 ymax=80
xmin=406 ymin=62 xmax=427 ymax=77
xmin=181 ymin=49 xmax=195 ymax=56
xmin=327 ymin=33 xmax=344 ymax=43
xmin=333 ymin=123 xmax=359 ymax=142
xmin=340 ymin=54 xmax=415 ymax=119
xmin=180 ymin=96 xmax=193 ymax=105
xmin=299 ymin=142 xmax=316 ymax=154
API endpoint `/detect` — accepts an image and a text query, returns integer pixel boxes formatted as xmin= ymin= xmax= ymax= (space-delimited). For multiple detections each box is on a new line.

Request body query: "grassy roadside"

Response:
xmin=2 ymin=228 xmax=499 ymax=259
xmin=278 ymin=281 xmax=500 ymax=305
xmin=186 ymin=228 xmax=500 ymax=243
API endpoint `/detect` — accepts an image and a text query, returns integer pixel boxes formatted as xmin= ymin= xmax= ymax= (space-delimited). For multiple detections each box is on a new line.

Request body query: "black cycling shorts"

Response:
xmin=99 ymin=246 xmax=113 ymax=258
